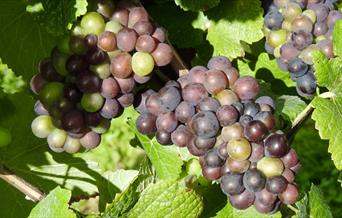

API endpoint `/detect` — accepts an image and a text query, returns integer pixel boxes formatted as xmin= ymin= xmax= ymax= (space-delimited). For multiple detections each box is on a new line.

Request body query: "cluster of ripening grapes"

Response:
xmin=134 ymin=56 xmax=301 ymax=214
xmin=29 ymin=1 xmax=173 ymax=153
xmin=264 ymin=0 xmax=342 ymax=97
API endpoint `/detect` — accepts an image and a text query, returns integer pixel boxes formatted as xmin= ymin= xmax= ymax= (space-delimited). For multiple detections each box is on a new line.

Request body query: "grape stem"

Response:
xmin=0 ymin=164 xmax=45 ymax=202
xmin=286 ymin=91 xmax=335 ymax=139
xmin=287 ymin=204 xmax=299 ymax=214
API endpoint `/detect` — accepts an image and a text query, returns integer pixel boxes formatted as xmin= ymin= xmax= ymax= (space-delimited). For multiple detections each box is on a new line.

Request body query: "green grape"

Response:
xmin=81 ymin=12 xmax=105 ymax=35
xmin=227 ymin=138 xmax=251 ymax=161
xmin=267 ymin=29 xmax=288 ymax=48
xmin=0 ymin=127 xmax=11 ymax=147
xmin=39 ymin=82 xmax=64 ymax=107
xmin=71 ymin=25 xmax=85 ymax=37
xmin=31 ymin=115 xmax=55 ymax=138
xmin=47 ymin=128 xmax=67 ymax=148
xmin=52 ymin=49 xmax=69 ymax=76
xmin=81 ymin=92 xmax=104 ymax=112
xmin=63 ymin=136 xmax=81 ymax=153
xmin=282 ymin=2 xmax=302 ymax=21
xmin=105 ymin=20 xmax=123 ymax=34
xmin=132 ymin=52 xmax=155 ymax=76
xmin=91 ymin=118 xmax=110 ymax=134
xmin=90 ymin=62 xmax=111 ymax=79
xmin=302 ymin=9 xmax=316 ymax=23
xmin=215 ymin=89 xmax=239 ymax=106
xmin=257 ymin=157 xmax=284 ymax=178
xmin=57 ymin=36 xmax=71 ymax=54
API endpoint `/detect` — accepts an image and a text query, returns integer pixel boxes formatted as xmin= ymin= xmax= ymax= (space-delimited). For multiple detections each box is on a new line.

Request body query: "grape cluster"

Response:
xmin=264 ymin=0 xmax=341 ymax=97
xmin=29 ymin=1 xmax=173 ymax=153
xmin=135 ymin=56 xmax=301 ymax=214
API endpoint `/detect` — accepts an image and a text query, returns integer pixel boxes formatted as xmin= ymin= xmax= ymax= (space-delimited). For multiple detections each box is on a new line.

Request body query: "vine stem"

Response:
xmin=286 ymin=91 xmax=335 ymax=139
xmin=287 ymin=204 xmax=299 ymax=214
xmin=0 ymin=164 xmax=45 ymax=202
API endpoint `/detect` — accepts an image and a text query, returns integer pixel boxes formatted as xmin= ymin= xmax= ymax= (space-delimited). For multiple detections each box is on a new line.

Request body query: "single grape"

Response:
xmin=101 ymin=78 xmax=120 ymax=98
xmin=280 ymin=43 xmax=299 ymax=62
xmin=299 ymin=44 xmax=319 ymax=65
xmin=266 ymin=176 xmax=288 ymax=194
xmin=116 ymin=77 xmax=135 ymax=93
xmin=135 ymin=34 xmax=157 ymax=53
xmin=313 ymin=22 xmax=328 ymax=36
xmin=34 ymin=101 xmax=49 ymax=115
xmin=281 ymin=148 xmax=299 ymax=168
xmin=156 ymin=112 xmax=178 ymax=133
xmin=239 ymin=115 xmax=253 ymax=129
xmin=145 ymin=93 xmax=162 ymax=115
xmin=255 ymin=96 xmax=276 ymax=111
xmin=292 ymin=15 xmax=313 ymax=32
xmin=51 ymin=48 xmax=68 ymax=76
xmin=171 ymin=125 xmax=192 ymax=147
xmin=117 ymin=93 xmax=134 ymax=108
xmin=151 ymin=43 xmax=173 ymax=67
xmin=276 ymin=58 xmax=289 ymax=71
xmin=264 ymin=10 xmax=284 ymax=30
xmin=197 ymin=97 xmax=221 ymax=112
xmin=255 ymin=188 xmax=277 ymax=206
xmin=31 ymin=115 xmax=55 ymax=138
xmin=243 ymin=102 xmax=260 ymax=117
xmin=134 ymin=89 xmax=156 ymax=114
xmin=66 ymin=55 xmax=89 ymax=75
xmin=86 ymin=47 xmax=108 ymax=65
xmin=204 ymin=149 xmax=224 ymax=167
xmin=152 ymin=27 xmax=166 ymax=42
xmin=98 ymin=31 xmax=117 ymax=52
xmin=92 ymin=0 xmax=115 ymax=18
xmin=243 ymin=169 xmax=266 ymax=192
xmin=132 ymin=52 xmax=155 ymax=76
xmin=278 ymin=183 xmax=299 ymax=204
xmin=204 ymin=69 xmax=228 ymax=94
xmin=202 ymin=166 xmax=222 ymax=180
xmin=254 ymin=198 xmax=275 ymax=214
xmin=39 ymin=59 xmax=63 ymax=82
xmin=283 ymin=2 xmax=302 ymax=21
xmin=187 ymin=139 xmax=207 ymax=156
xmin=63 ymin=136 xmax=82 ymax=153
xmin=112 ymin=7 xmax=129 ymax=26
xmin=81 ymin=12 xmax=105 ymax=35
xmin=116 ymin=27 xmax=138 ymax=52
xmin=191 ymin=111 xmax=220 ymax=139
xmin=100 ymin=98 xmax=122 ymax=119
xmin=229 ymin=190 xmax=255 ymax=210
xmin=215 ymin=89 xmax=239 ymax=106
xmin=80 ymin=131 xmax=101 ymax=149
xmin=64 ymin=84 xmax=82 ymax=103
xmin=254 ymin=111 xmax=276 ymax=131
xmin=244 ymin=120 xmax=268 ymax=142
xmin=156 ymin=130 xmax=172 ymax=145
xmin=62 ymin=110 xmax=85 ymax=133
xmin=175 ymin=101 xmax=195 ymax=123
xmin=221 ymin=123 xmax=244 ymax=142
xmin=308 ymin=3 xmax=329 ymax=22
xmin=265 ymin=42 xmax=275 ymax=55
xmin=282 ymin=168 xmax=295 ymax=183
xmin=128 ymin=7 xmax=149 ymax=28
xmin=76 ymin=71 xmax=102 ymax=93
xmin=291 ymin=30 xmax=313 ymax=50
xmin=207 ymin=56 xmax=232 ymax=71
xmin=177 ymin=75 xmax=190 ymax=89
xmin=267 ymin=29 xmax=288 ymax=48
xmin=189 ymin=66 xmax=207 ymax=84
xmin=111 ymin=53 xmax=133 ymax=78
xmin=193 ymin=137 xmax=216 ymax=150
xmin=296 ymin=72 xmax=316 ymax=96
xmin=291 ymin=161 xmax=302 ymax=174
xmin=84 ymin=112 xmax=101 ymax=127
xmin=257 ymin=157 xmax=284 ymax=178
xmin=81 ymin=92 xmax=104 ymax=112
xmin=287 ymin=58 xmax=308 ymax=77
xmin=133 ymin=20 xmax=154 ymax=35
xmin=317 ymin=39 xmax=334 ymax=59
xmin=226 ymin=158 xmax=251 ymax=173
xmin=264 ymin=133 xmax=289 ymax=158
xmin=223 ymin=67 xmax=240 ymax=88
xmin=91 ymin=118 xmax=111 ymax=134
xmin=158 ymin=86 xmax=182 ymax=112
xmin=47 ymin=128 xmax=67 ymax=148
xmin=30 ymin=74 xmax=47 ymax=95
xmin=105 ymin=20 xmax=123 ymax=34
xmin=274 ymin=0 xmax=291 ymax=8
xmin=220 ymin=173 xmax=245 ymax=195
xmin=227 ymin=138 xmax=251 ymax=161
xmin=136 ymin=113 xmax=157 ymax=135
xmin=39 ymin=82 xmax=64 ymax=107
xmin=134 ymin=74 xmax=151 ymax=84
xmin=84 ymin=34 xmax=98 ymax=49
xmin=182 ymin=83 xmax=208 ymax=106
xmin=233 ymin=76 xmax=259 ymax=101
xmin=216 ymin=105 xmax=238 ymax=127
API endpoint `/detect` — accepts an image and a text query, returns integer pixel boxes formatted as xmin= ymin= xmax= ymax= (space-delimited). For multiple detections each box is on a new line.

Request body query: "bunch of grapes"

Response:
xmin=135 ymin=56 xmax=301 ymax=214
xmin=264 ymin=0 xmax=342 ymax=97
xmin=29 ymin=1 xmax=173 ymax=153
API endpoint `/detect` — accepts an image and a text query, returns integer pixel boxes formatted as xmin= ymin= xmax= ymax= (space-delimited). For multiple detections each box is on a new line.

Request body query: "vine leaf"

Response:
xmin=127 ymin=180 xmax=203 ymax=218
xmin=311 ymin=97 xmax=342 ymax=170
xmin=28 ymin=186 xmax=76 ymax=218
xmin=213 ymin=201 xmax=281 ymax=218
xmin=295 ymin=184 xmax=332 ymax=218
xmin=127 ymin=119 xmax=183 ymax=180
xmin=275 ymin=95 xmax=307 ymax=123
xmin=0 ymin=59 xmax=25 ymax=95
xmin=205 ymin=0 xmax=264 ymax=59
xmin=333 ymin=20 xmax=342 ymax=57
xmin=175 ymin=0 xmax=220 ymax=12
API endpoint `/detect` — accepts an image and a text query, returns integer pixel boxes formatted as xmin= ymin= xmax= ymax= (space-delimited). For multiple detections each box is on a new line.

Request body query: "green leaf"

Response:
xmin=214 ymin=202 xmax=281 ymax=218
xmin=127 ymin=180 xmax=203 ymax=218
xmin=295 ymin=185 xmax=332 ymax=218
xmin=333 ymin=20 xmax=342 ymax=57
xmin=205 ymin=0 xmax=264 ymax=59
xmin=311 ymin=97 xmax=342 ymax=170
xmin=0 ymin=59 xmax=25 ymax=94
xmin=313 ymin=52 xmax=342 ymax=95
xmin=102 ymin=170 xmax=139 ymax=192
xmin=147 ymin=2 xmax=204 ymax=48
xmin=175 ymin=0 xmax=220 ymax=12
xmin=28 ymin=186 xmax=76 ymax=218
xmin=127 ymin=119 xmax=183 ymax=180
xmin=30 ymin=0 xmax=88 ymax=36
xmin=275 ymin=95 xmax=307 ymax=123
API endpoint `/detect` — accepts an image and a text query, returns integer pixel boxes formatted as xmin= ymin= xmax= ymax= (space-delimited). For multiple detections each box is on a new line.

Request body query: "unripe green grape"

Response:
xmin=281 ymin=20 xmax=292 ymax=32
xmin=227 ymin=138 xmax=251 ymax=161
xmin=47 ymin=128 xmax=67 ymax=148
xmin=215 ymin=89 xmax=239 ymax=106
xmin=31 ymin=115 xmax=55 ymax=138
xmin=0 ymin=127 xmax=11 ymax=147
xmin=81 ymin=12 xmax=105 ymax=35
xmin=299 ymin=45 xmax=319 ymax=65
xmin=81 ymin=92 xmax=104 ymax=112
xmin=71 ymin=25 xmax=85 ymax=37
xmin=273 ymin=45 xmax=281 ymax=58
xmin=315 ymin=35 xmax=326 ymax=43
xmin=132 ymin=52 xmax=155 ymax=76
xmin=52 ymin=49 xmax=69 ymax=76
xmin=257 ymin=157 xmax=284 ymax=178
xmin=302 ymin=9 xmax=316 ymax=23
xmin=57 ymin=36 xmax=71 ymax=54
xmin=105 ymin=20 xmax=123 ymax=34
xmin=39 ymin=82 xmax=64 ymax=107
xmin=267 ymin=29 xmax=288 ymax=48
xmin=91 ymin=118 xmax=110 ymax=134
xmin=63 ymin=136 xmax=81 ymax=153
xmin=282 ymin=3 xmax=302 ymax=21
xmin=90 ymin=62 xmax=111 ymax=79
